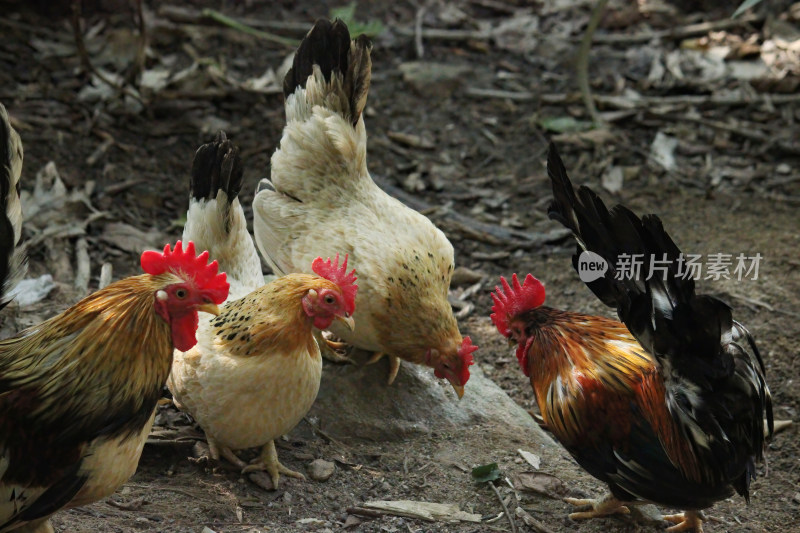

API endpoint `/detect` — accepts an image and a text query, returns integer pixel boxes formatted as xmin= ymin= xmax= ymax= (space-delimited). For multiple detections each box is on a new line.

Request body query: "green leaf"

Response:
xmin=537 ymin=116 xmax=595 ymax=133
xmin=330 ymin=2 xmax=385 ymax=38
xmin=732 ymin=0 xmax=763 ymax=18
xmin=471 ymin=463 xmax=501 ymax=483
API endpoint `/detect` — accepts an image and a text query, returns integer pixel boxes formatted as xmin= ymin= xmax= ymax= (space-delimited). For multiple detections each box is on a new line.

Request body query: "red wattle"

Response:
xmin=516 ymin=337 xmax=534 ymax=377
xmin=172 ymin=312 xmax=200 ymax=352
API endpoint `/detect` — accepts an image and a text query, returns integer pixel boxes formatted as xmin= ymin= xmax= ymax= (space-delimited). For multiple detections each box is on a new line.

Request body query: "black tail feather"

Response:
xmin=283 ymin=18 xmax=372 ymax=126
xmin=546 ymin=142 xmax=734 ymax=372
xmin=190 ymin=131 xmax=243 ymax=204
xmin=190 ymin=131 xmax=243 ymax=233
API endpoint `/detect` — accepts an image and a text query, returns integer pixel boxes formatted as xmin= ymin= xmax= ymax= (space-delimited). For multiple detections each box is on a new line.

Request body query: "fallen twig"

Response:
xmin=591 ymin=13 xmax=763 ymax=45
xmin=414 ymin=2 xmax=426 ymax=59
xmin=466 ymin=88 xmax=800 ymax=108
xmin=489 ymin=482 xmax=517 ymax=533
xmin=201 ymin=8 xmax=298 ymax=47
xmin=576 ymin=0 xmax=609 ymax=125
xmin=70 ymin=0 xmax=144 ymax=105
xmin=514 ymin=507 xmax=555 ymax=533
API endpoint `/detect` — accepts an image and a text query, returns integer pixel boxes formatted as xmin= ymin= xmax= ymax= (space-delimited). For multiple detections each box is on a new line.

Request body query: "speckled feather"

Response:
xmin=168 ymin=274 xmax=339 ymax=451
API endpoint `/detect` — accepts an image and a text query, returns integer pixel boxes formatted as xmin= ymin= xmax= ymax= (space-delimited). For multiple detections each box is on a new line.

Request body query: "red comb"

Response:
xmin=458 ymin=336 xmax=478 ymax=384
xmin=311 ymin=254 xmax=358 ymax=315
xmin=490 ymin=274 xmax=546 ymax=337
xmin=140 ymin=241 xmax=229 ymax=304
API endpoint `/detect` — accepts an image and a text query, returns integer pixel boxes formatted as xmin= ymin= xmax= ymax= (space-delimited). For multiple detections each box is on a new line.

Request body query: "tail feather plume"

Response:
xmin=283 ymin=18 xmax=372 ymax=126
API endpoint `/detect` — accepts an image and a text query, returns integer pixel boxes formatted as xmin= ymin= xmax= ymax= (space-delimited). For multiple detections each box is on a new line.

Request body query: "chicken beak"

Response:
xmin=451 ymin=383 xmax=465 ymax=400
xmin=196 ymin=302 xmax=221 ymax=316
xmin=335 ymin=314 xmax=355 ymax=331
xmin=507 ymin=337 xmax=517 ymax=348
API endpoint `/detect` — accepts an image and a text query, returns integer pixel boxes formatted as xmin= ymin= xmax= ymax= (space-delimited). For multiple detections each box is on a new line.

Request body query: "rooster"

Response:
xmin=490 ymin=144 xmax=772 ymax=532
xmin=0 ymin=103 xmax=26 ymax=307
xmin=168 ymin=133 xmax=358 ymax=489
xmin=252 ymin=19 xmax=477 ymax=397
xmin=0 ymin=241 xmax=228 ymax=533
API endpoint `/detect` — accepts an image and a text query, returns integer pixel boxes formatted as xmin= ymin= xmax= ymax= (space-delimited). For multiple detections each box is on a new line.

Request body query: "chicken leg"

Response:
xmin=663 ymin=511 xmax=704 ymax=532
xmin=241 ymin=440 xmax=306 ymax=489
xmin=564 ymin=493 xmax=630 ymax=520
xmin=366 ymin=351 xmax=401 ymax=385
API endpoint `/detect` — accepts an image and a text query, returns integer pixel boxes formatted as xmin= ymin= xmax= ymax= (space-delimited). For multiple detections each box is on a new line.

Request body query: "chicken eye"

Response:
xmin=324 ymin=294 xmax=335 ymax=305
xmin=175 ymin=289 xmax=188 ymax=299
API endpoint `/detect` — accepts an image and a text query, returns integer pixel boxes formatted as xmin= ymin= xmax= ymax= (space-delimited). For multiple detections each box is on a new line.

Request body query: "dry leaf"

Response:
xmin=512 ymin=472 xmax=569 ymax=499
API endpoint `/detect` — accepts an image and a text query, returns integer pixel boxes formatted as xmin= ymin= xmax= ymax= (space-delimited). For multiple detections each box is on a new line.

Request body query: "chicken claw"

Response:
xmin=207 ymin=435 xmax=249 ymax=469
xmin=565 ymin=494 xmax=630 ymax=520
xmin=315 ymin=330 xmax=355 ymax=364
xmin=663 ymin=511 xmax=704 ymax=532
xmin=365 ymin=352 xmax=401 ymax=385
xmin=241 ymin=440 xmax=305 ymax=489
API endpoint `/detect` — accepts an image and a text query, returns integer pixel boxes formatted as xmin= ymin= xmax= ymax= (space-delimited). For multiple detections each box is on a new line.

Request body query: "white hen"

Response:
xmin=252 ymin=19 xmax=477 ymax=396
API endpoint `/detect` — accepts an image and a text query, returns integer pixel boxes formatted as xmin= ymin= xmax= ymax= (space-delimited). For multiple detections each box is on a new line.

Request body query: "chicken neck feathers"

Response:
xmin=545 ymin=143 xmax=772 ymax=503
xmin=0 ymin=275 xmax=175 ymax=530
xmin=0 ymin=103 xmax=26 ymax=308
xmin=183 ymin=132 xmax=262 ymax=302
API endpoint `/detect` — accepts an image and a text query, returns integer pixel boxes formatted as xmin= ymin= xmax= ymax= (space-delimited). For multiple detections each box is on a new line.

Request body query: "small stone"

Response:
xmin=793 ymin=492 xmax=800 ymax=504
xmin=451 ymin=266 xmax=484 ymax=286
xmin=283 ymin=492 xmax=293 ymax=504
xmin=307 ymin=459 xmax=336 ymax=482
xmin=777 ymin=163 xmax=791 ymax=174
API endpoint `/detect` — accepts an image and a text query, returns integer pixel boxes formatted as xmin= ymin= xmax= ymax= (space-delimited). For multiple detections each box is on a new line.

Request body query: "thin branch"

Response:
xmin=414 ymin=2 xmax=426 ymax=59
xmin=70 ymin=0 xmax=144 ymax=104
xmin=577 ymin=0 xmax=609 ymax=125
xmin=489 ymin=481 xmax=517 ymax=533
xmin=200 ymin=8 xmax=298 ymax=47
xmin=592 ymin=13 xmax=763 ymax=44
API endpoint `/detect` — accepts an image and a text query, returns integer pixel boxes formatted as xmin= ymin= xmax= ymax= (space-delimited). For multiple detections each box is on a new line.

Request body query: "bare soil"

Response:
xmin=1 ymin=1 xmax=798 ymax=532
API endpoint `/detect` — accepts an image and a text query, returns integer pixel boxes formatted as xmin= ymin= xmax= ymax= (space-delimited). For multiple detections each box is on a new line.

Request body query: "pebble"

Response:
xmin=307 ymin=459 xmax=336 ymax=482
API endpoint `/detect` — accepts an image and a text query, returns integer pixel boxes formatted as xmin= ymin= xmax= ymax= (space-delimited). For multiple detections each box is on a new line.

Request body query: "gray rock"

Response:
xmin=307 ymin=459 xmax=335 ymax=482
xmin=310 ymin=348 xmax=556 ymax=451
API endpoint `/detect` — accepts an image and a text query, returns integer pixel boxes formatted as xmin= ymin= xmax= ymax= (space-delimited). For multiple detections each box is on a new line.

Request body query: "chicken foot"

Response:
xmin=314 ymin=330 xmax=355 ymax=364
xmin=241 ymin=440 xmax=306 ymax=489
xmin=365 ymin=351 xmax=401 ymax=385
xmin=663 ymin=511 xmax=705 ymax=532
xmin=207 ymin=435 xmax=249 ymax=469
xmin=564 ymin=493 xmax=630 ymax=520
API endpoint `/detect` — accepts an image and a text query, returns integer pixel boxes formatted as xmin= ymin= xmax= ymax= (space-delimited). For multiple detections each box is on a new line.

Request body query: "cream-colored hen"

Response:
xmin=253 ymin=19 xmax=477 ymax=396
xmin=168 ymin=134 xmax=357 ymax=488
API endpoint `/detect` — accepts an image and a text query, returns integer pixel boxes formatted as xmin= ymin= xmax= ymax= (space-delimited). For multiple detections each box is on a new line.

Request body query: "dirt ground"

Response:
xmin=1 ymin=1 xmax=799 ymax=532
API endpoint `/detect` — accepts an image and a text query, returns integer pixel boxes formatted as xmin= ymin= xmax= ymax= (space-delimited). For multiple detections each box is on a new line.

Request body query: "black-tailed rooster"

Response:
xmin=490 ymin=143 xmax=772 ymax=532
